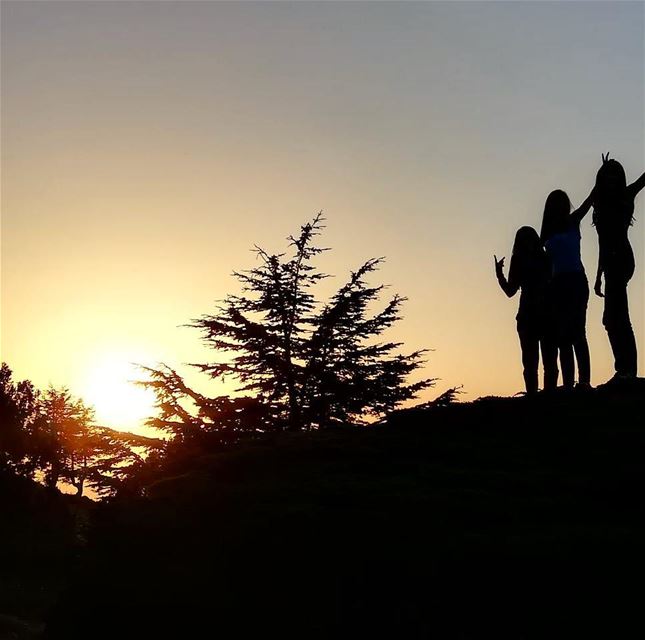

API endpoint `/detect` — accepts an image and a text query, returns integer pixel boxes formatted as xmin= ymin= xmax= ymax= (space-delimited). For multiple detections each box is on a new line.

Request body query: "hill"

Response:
xmin=16 ymin=381 xmax=645 ymax=638
xmin=0 ymin=469 xmax=86 ymax=640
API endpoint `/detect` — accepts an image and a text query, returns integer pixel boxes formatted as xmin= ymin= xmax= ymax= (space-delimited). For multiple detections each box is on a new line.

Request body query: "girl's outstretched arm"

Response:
xmin=571 ymin=187 xmax=596 ymax=226
xmin=494 ymin=255 xmax=519 ymax=298
xmin=628 ymin=171 xmax=645 ymax=199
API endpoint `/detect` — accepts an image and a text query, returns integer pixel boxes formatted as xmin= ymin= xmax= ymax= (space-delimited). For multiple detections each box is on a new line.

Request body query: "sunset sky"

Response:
xmin=2 ymin=1 xmax=643 ymax=432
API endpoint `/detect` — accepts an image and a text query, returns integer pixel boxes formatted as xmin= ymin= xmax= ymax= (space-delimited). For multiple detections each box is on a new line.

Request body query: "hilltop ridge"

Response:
xmin=2 ymin=381 xmax=643 ymax=639
xmin=42 ymin=379 xmax=645 ymax=639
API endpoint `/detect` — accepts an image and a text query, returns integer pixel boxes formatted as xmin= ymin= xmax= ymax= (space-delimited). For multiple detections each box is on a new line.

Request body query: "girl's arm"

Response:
xmin=627 ymin=171 xmax=645 ymax=199
xmin=494 ymin=255 xmax=519 ymax=298
xmin=594 ymin=259 xmax=604 ymax=298
xmin=571 ymin=186 xmax=596 ymax=226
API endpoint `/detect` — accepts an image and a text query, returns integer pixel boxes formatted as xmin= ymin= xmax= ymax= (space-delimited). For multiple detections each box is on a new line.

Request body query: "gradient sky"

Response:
xmin=2 ymin=1 xmax=644 ymax=432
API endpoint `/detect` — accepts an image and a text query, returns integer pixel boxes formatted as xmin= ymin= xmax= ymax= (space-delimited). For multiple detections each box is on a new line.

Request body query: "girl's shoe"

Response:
xmin=607 ymin=373 xmax=635 ymax=384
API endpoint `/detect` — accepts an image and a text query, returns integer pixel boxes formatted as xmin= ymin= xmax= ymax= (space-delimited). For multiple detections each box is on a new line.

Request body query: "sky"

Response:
xmin=2 ymin=1 xmax=644 ymax=432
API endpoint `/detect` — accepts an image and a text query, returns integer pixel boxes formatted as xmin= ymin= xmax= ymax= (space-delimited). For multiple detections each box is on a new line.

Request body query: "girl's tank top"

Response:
xmin=545 ymin=226 xmax=584 ymax=276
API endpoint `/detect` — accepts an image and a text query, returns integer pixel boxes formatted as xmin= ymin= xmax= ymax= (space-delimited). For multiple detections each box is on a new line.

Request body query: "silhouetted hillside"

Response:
xmin=22 ymin=382 xmax=645 ymax=638
xmin=0 ymin=470 xmax=85 ymax=640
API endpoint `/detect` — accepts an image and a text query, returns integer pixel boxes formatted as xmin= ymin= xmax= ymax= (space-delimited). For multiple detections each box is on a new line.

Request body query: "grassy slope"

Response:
xmin=36 ymin=382 xmax=645 ymax=637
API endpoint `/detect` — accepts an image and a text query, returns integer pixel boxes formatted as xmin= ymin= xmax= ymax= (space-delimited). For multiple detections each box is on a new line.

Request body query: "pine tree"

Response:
xmin=301 ymin=258 xmax=431 ymax=427
xmin=37 ymin=387 xmax=141 ymax=496
xmin=0 ymin=364 xmax=40 ymax=470
xmin=139 ymin=363 xmax=267 ymax=443
xmin=76 ymin=425 xmax=148 ymax=498
xmin=37 ymin=387 xmax=90 ymax=490
xmin=142 ymin=215 xmax=434 ymax=438
xmin=1 ymin=364 xmax=152 ymax=497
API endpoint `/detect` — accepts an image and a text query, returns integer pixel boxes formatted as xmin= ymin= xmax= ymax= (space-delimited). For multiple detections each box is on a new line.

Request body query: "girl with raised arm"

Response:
xmin=540 ymin=188 xmax=595 ymax=390
xmin=495 ymin=226 xmax=557 ymax=395
xmin=592 ymin=155 xmax=645 ymax=380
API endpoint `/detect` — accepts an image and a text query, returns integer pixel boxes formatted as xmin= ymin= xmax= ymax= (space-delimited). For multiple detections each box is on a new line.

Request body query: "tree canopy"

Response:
xmin=0 ymin=365 xmax=158 ymax=497
xmin=141 ymin=215 xmax=433 ymax=442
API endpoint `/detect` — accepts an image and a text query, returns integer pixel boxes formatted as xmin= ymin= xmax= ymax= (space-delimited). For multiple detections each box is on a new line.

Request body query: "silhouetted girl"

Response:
xmin=540 ymin=188 xmax=595 ymax=389
xmin=592 ymin=156 xmax=645 ymax=379
xmin=495 ymin=226 xmax=557 ymax=394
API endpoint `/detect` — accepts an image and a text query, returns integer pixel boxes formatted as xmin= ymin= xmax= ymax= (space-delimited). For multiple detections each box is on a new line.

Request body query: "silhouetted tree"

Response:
xmin=0 ymin=364 xmax=40 ymax=471
xmin=142 ymin=215 xmax=433 ymax=437
xmin=300 ymin=257 xmax=431 ymax=427
xmin=36 ymin=387 xmax=143 ymax=496
xmin=37 ymin=387 xmax=92 ymax=490
xmin=70 ymin=425 xmax=149 ymax=498
xmin=140 ymin=363 xmax=267 ymax=442
xmin=1 ymin=363 xmax=157 ymax=497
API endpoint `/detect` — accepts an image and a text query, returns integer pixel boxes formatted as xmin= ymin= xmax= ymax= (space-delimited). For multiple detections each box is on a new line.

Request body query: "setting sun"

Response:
xmin=81 ymin=355 xmax=156 ymax=432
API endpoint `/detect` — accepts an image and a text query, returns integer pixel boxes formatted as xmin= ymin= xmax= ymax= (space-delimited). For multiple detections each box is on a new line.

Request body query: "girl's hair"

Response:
xmin=540 ymin=189 xmax=572 ymax=243
xmin=512 ymin=226 xmax=542 ymax=259
xmin=511 ymin=226 xmax=547 ymax=284
xmin=592 ymin=158 xmax=634 ymax=227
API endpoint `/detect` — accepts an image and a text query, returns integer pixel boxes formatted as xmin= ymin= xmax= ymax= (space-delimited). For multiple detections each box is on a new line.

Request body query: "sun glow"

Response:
xmin=81 ymin=355 xmax=156 ymax=432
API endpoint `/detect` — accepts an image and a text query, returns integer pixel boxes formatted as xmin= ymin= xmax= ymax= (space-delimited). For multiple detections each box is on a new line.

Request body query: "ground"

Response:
xmin=2 ymin=381 xmax=644 ymax=639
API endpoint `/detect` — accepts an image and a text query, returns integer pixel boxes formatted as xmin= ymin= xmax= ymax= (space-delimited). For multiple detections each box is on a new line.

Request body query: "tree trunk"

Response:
xmin=48 ymin=465 xmax=60 ymax=490
xmin=284 ymin=340 xmax=301 ymax=431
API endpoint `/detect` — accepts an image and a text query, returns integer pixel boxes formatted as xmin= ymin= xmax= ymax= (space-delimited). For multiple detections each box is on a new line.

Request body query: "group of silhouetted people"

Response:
xmin=495 ymin=155 xmax=644 ymax=394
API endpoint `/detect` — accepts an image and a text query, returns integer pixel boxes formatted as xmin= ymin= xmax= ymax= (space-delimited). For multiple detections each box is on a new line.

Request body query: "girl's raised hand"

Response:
xmin=494 ymin=255 xmax=505 ymax=275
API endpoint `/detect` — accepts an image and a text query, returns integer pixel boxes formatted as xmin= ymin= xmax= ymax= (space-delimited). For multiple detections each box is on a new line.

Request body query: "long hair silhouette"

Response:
xmin=540 ymin=189 xmax=573 ymax=243
xmin=511 ymin=226 xmax=545 ymax=279
xmin=513 ymin=226 xmax=542 ymax=258
xmin=593 ymin=158 xmax=634 ymax=227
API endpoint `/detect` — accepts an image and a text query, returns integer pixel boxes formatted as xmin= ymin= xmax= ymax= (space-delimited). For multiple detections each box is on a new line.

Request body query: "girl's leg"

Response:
xmin=574 ymin=339 xmax=591 ymax=385
xmin=541 ymin=337 xmax=559 ymax=391
xmin=573 ymin=276 xmax=591 ymax=385
xmin=558 ymin=277 xmax=575 ymax=389
xmin=604 ymin=275 xmax=637 ymax=376
xmin=518 ymin=328 xmax=539 ymax=394
xmin=559 ymin=342 xmax=575 ymax=390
